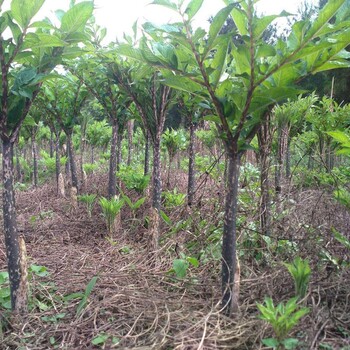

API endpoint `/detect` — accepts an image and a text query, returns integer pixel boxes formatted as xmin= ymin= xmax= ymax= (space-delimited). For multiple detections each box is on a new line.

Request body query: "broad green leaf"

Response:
xmin=11 ymin=0 xmax=45 ymax=29
xmin=173 ymin=259 xmax=189 ymax=278
xmin=117 ymin=44 xmax=144 ymax=62
xmin=91 ymin=333 xmax=109 ymax=345
xmin=281 ymin=338 xmax=299 ymax=350
xmin=327 ymin=131 xmax=350 ymax=146
xmin=232 ymin=7 xmax=248 ymax=36
xmin=206 ymin=3 xmax=235 ymax=56
xmin=185 ymin=0 xmax=204 ymax=20
xmin=262 ymin=338 xmax=279 ymax=348
xmin=162 ymin=71 xmax=204 ymax=94
xmin=209 ymin=36 xmax=229 ymax=88
xmin=304 ymin=0 xmax=345 ymax=41
xmin=60 ymin=1 xmax=93 ymax=35
xmin=23 ymin=33 xmax=66 ymax=49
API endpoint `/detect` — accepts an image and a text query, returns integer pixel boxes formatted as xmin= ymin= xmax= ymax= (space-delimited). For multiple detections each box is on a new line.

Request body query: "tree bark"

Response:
xmin=221 ymin=151 xmax=241 ymax=316
xmin=67 ymin=133 xmax=78 ymax=192
xmin=49 ymin=130 xmax=54 ymax=158
xmin=55 ymin=132 xmax=63 ymax=196
xmin=127 ymin=119 xmax=134 ymax=166
xmin=187 ymin=122 xmax=196 ymax=207
xmin=144 ymin=132 xmax=150 ymax=176
xmin=116 ymin=132 xmax=122 ymax=172
xmin=2 ymin=139 xmax=27 ymax=312
xmin=15 ymin=145 xmax=22 ymax=182
xmin=108 ymin=119 xmax=118 ymax=199
xmin=31 ymin=131 xmax=38 ymax=187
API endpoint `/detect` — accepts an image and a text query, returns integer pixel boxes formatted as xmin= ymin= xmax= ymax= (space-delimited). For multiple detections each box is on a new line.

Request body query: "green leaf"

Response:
xmin=305 ymin=0 xmax=345 ymax=41
xmin=187 ymin=256 xmax=199 ymax=267
xmin=262 ymin=338 xmax=279 ymax=348
xmin=160 ymin=210 xmax=172 ymax=225
xmin=76 ymin=276 xmax=98 ymax=316
xmin=161 ymin=71 xmax=204 ymax=94
xmin=23 ymin=33 xmax=66 ymax=49
xmin=60 ymin=1 xmax=93 ymax=35
xmin=333 ymin=228 xmax=350 ymax=250
xmin=327 ymin=131 xmax=350 ymax=146
xmin=91 ymin=333 xmax=109 ymax=345
xmin=185 ymin=0 xmax=204 ymax=20
xmin=173 ymin=259 xmax=189 ymax=278
xmin=281 ymin=338 xmax=299 ymax=349
xmin=206 ymin=3 xmax=235 ymax=55
xmin=11 ymin=0 xmax=45 ymax=29
xmin=232 ymin=7 xmax=248 ymax=36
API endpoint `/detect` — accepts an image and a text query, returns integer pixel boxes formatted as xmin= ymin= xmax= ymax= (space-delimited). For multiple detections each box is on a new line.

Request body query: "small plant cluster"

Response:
xmin=257 ymin=257 xmax=311 ymax=350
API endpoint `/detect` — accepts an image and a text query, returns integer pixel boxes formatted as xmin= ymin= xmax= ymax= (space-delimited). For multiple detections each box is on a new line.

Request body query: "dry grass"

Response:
xmin=0 ymin=171 xmax=349 ymax=349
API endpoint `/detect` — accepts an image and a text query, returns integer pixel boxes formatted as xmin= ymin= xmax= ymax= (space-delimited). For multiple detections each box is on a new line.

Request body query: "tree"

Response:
xmin=70 ymin=55 xmax=131 ymax=198
xmin=110 ymin=60 xmax=174 ymax=250
xmin=118 ymin=0 xmax=350 ymax=316
xmin=0 ymin=0 xmax=93 ymax=313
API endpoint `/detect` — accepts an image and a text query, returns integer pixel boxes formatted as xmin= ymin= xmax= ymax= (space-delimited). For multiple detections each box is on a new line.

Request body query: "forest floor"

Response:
xmin=0 ymin=170 xmax=350 ymax=349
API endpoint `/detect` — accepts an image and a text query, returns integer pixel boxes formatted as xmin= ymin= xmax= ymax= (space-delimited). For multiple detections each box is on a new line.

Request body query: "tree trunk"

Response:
xmin=31 ymin=131 xmax=38 ymax=187
xmin=67 ymin=133 xmax=78 ymax=192
xmin=221 ymin=151 xmax=241 ymax=316
xmin=116 ymin=132 xmax=122 ymax=172
xmin=257 ymin=114 xmax=274 ymax=237
xmin=55 ymin=132 xmax=64 ymax=197
xmin=149 ymin=136 xmax=162 ymax=251
xmin=15 ymin=145 xmax=22 ymax=183
xmin=2 ymin=139 xmax=28 ymax=313
xmin=49 ymin=130 xmax=54 ymax=158
xmin=144 ymin=132 xmax=150 ymax=176
xmin=91 ymin=145 xmax=95 ymax=164
xmin=285 ymin=139 xmax=291 ymax=179
xmin=108 ymin=119 xmax=118 ymax=199
xmin=127 ymin=119 xmax=134 ymax=166
xmin=187 ymin=122 xmax=196 ymax=207
xmin=80 ymin=133 xmax=86 ymax=190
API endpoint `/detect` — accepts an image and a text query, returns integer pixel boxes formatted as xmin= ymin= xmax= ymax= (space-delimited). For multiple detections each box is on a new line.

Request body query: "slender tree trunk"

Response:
xmin=67 ymin=133 xmax=78 ymax=191
xmin=285 ymin=139 xmax=291 ymax=179
xmin=144 ymin=132 xmax=150 ymax=176
xmin=31 ymin=131 xmax=38 ymax=187
xmin=116 ymin=132 xmax=122 ymax=172
xmin=258 ymin=123 xmax=273 ymax=237
xmin=127 ymin=119 xmax=134 ymax=166
xmin=15 ymin=145 xmax=22 ymax=182
xmin=187 ymin=122 xmax=196 ymax=206
xmin=2 ymin=139 xmax=28 ymax=312
xmin=108 ymin=119 xmax=118 ymax=199
xmin=91 ymin=145 xmax=95 ymax=164
xmin=275 ymin=128 xmax=283 ymax=196
xmin=221 ymin=151 xmax=241 ymax=316
xmin=49 ymin=130 xmax=54 ymax=158
xmin=55 ymin=132 xmax=65 ymax=197
xmin=80 ymin=134 xmax=86 ymax=189
xmin=150 ymin=136 xmax=162 ymax=250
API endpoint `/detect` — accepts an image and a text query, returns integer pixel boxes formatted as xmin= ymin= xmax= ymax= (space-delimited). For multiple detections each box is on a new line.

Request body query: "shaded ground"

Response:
xmin=0 ymin=172 xmax=350 ymax=349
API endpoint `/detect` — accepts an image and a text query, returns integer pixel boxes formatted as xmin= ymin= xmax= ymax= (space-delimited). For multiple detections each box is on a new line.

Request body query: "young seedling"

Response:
xmin=78 ymin=194 xmax=97 ymax=218
xmin=99 ymin=196 xmax=124 ymax=236
xmin=257 ymin=297 xmax=309 ymax=350
xmin=284 ymin=257 xmax=311 ymax=299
